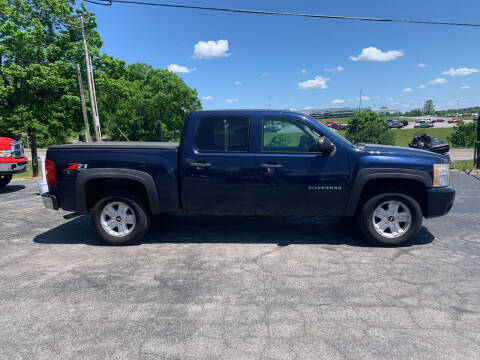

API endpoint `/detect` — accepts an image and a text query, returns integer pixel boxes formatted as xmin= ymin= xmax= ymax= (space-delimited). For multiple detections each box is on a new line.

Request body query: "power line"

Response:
xmin=85 ymin=0 xmax=480 ymax=28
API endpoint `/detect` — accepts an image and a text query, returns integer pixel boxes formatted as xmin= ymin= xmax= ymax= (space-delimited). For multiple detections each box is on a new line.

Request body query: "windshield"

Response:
xmin=307 ymin=116 xmax=354 ymax=147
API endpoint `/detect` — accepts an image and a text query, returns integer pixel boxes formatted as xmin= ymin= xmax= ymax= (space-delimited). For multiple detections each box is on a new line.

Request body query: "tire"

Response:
xmin=356 ymin=189 xmax=423 ymax=246
xmin=91 ymin=192 xmax=151 ymax=245
xmin=0 ymin=174 xmax=13 ymax=190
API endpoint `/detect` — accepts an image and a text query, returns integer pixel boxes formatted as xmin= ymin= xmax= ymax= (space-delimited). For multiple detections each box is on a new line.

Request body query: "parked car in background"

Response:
xmin=414 ymin=122 xmax=434 ymax=129
xmin=389 ymin=121 xmax=404 ymax=129
xmin=0 ymin=137 xmax=28 ymax=189
xmin=448 ymin=119 xmax=463 ymax=124
xmin=436 ymin=118 xmax=445 ymax=123
xmin=42 ymin=110 xmax=455 ymax=247
xmin=400 ymin=120 xmax=409 ymax=126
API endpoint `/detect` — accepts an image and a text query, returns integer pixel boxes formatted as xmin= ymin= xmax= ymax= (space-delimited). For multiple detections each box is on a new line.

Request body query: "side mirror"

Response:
xmin=317 ymin=136 xmax=335 ymax=155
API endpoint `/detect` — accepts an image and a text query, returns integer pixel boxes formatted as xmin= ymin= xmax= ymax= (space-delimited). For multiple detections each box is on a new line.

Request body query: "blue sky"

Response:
xmin=83 ymin=0 xmax=480 ymax=111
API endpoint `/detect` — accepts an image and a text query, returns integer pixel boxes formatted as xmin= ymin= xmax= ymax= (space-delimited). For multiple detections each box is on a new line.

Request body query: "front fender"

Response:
xmin=344 ymin=168 xmax=432 ymax=216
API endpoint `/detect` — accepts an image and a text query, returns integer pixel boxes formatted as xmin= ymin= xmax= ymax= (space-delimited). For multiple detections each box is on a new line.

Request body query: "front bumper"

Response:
xmin=41 ymin=193 xmax=59 ymax=210
xmin=424 ymin=186 xmax=455 ymax=218
xmin=0 ymin=161 xmax=28 ymax=174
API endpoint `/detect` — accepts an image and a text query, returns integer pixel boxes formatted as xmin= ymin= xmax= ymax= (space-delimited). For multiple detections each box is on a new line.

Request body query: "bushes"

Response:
xmin=346 ymin=111 xmax=394 ymax=145
xmin=447 ymin=122 xmax=478 ymax=147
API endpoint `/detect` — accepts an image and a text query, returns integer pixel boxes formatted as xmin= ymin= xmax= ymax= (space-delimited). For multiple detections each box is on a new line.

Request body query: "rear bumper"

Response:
xmin=424 ymin=186 xmax=455 ymax=218
xmin=0 ymin=161 xmax=28 ymax=174
xmin=41 ymin=193 xmax=59 ymax=210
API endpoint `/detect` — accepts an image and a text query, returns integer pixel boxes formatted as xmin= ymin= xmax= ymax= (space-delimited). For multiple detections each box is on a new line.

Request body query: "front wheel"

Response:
xmin=91 ymin=192 xmax=151 ymax=245
xmin=357 ymin=190 xmax=423 ymax=246
xmin=0 ymin=174 xmax=13 ymax=190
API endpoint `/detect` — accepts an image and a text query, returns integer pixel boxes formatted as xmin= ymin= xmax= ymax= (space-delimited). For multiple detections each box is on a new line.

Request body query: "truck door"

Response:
xmin=181 ymin=115 xmax=257 ymax=214
xmin=254 ymin=116 xmax=350 ymax=216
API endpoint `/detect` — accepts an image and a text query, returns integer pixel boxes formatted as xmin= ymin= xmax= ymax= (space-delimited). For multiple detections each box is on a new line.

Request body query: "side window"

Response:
xmin=195 ymin=116 xmax=249 ymax=152
xmin=262 ymin=117 xmax=321 ymax=153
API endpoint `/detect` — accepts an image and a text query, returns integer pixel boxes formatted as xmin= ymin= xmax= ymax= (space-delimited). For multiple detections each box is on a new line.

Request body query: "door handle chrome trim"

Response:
xmin=260 ymin=163 xmax=283 ymax=168
xmin=190 ymin=162 xmax=212 ymax=167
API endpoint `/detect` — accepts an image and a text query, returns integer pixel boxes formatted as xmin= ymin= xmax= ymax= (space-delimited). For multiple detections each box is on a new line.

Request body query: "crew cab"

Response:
xmin=42 ymin=110 xmax=455 ymax=246
xmin=0 ymin=137 xmax=28 ymax=189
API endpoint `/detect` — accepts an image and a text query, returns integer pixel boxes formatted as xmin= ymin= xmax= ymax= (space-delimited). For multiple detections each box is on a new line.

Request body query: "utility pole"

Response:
xmin=89 ymin=56 xmax=102 ymax=139
xmin=75 ymin=63 xmax=91 ymax=142
xmin=359 ymin=90 xmax=362 ymax=111
xmin=67 ymin=13 xmax=101 ymax=141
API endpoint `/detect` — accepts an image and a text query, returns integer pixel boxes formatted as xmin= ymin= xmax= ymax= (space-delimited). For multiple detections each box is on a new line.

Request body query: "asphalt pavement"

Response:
xmin=1 ymin=173 xmax=480 ymax=359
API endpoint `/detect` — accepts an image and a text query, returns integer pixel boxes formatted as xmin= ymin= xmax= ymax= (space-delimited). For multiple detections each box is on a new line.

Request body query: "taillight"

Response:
xmin=45 ymin=159 xmax=57 ymax=187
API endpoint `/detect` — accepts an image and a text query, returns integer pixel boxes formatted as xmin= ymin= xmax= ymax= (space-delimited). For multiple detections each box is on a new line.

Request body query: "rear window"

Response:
xmin=194 ymin=116 xmax=249 ymax=152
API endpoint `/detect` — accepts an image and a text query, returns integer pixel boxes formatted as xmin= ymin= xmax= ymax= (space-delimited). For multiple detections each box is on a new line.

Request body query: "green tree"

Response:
xmin=0 ymin=1 xmax=202 ymax=146
xmin=404 ymin=108 xmax=422 ymax=117
xmin=0 ymin=0 xmax=102 ymax=145
xmin=423 ymin=99 xmax=435 ymax=115
xmin=447 ymin=122 xmax=478 ymax=147
xmin=346 ymin=111 xmax=394 ymax=145
xmin=96 ymin=63 xmax=201 ymax=142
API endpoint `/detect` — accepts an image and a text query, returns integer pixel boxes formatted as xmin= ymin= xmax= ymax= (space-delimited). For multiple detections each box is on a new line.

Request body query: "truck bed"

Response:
xmin=46 ymin=141 xmax=181 ymax=214
xmin=49 ymin=142 xmax=180 ymax=150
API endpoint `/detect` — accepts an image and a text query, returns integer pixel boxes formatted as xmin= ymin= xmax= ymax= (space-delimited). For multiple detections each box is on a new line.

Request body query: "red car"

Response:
xmin=0 ymin=137 xmax=28 ymax=189
xmin=448 ymin=119 xmax=463 ymax=124
xmin=436 ymin=118 xmax=445 ymax=123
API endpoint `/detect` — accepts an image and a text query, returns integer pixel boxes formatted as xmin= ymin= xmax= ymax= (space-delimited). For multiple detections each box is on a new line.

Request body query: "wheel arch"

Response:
xmin=76 ymin=168 xmax=161 ymax=215
xmin=345 ymin=168 xmax=432 ymax=216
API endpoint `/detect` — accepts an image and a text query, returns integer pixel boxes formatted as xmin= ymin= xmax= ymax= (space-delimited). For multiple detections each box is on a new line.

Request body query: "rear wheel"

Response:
xmin=357 ymin=190 xmax=423 ymax=246
xmin=91 ymin=192 xmax=151 ymax=245
xmin=0 ymin=174 xmax=12 ymax=190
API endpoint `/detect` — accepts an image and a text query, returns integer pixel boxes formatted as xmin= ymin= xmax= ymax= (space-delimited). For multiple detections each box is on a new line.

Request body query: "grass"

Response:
xmin=450 ymin=160 xmax=477 ymax=171
xmin=12 ymin=161 xmax=42 ymax=180
xmin=336 ymin=127 xmax=456 ymax=147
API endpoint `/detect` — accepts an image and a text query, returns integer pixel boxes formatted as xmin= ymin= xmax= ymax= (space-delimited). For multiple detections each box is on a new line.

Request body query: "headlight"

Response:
xmin=0 ymin=150 xmax=12 ymax=157
xmin=433 ymin=164 xmax=449 ymax=187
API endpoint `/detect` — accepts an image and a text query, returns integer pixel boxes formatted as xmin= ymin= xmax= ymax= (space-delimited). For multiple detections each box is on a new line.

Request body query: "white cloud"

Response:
xmin=402 ymin=88 xmax=413 ymax=93
xmin=387 ymin=97 xmax=393 ymax=101
xmin=233 ymin=81 xmax=242 ymax=85
xmin=460 ymin=85 xmax=470 ymax=89
xmin=167 ymin=64 xmax=197 ymax=73
xmin=417 ymin=63 xmax=427 ymax=68
xmin=225 ymin=98 xmax=239 ymax=103
xmin=349 ymin=46 xmax=403 ymax=62
xmin=193 ymin=40 xmax=229 ymax=59
xmin=298 ymin=76 xmax=330 ymax=90
xmin=324 ymin=66 xmax=344 ymax=72
xmin=300 ymin=69 xmax=308 ymax=75
xmin=332 ymin=99 xmax=345 ymax=104
xmin=261 ymin=73 xmax=269 ymax=77
xmin=304 ymin=106 xmax=313 ymax=110
xmin=416 ymin=84 xmax=426 ymax=89
xmin=442 ymin=67 xmax=479 ymax=77
xmin=430 ymin=78 xmax=448 ymax=85
xmin=201 ymin=96 xmax=214 ymax=101
xmin=356 ymin=96 xmax=371 ymax=101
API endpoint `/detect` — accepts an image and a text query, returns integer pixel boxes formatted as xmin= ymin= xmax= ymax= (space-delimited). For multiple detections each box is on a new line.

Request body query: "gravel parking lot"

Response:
xmin=1 ymin=172 xmax=480 ymax=359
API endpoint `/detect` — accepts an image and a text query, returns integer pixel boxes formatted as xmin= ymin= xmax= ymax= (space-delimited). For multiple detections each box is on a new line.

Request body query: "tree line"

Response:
xmin=0 ymin=0 xmax=202 ymax=147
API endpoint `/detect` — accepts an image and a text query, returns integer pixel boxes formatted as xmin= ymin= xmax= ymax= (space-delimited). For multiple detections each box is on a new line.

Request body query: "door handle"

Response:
xmin=260 ymin=163 xmax=283 ymax=168
xmin=190 ymin=162 xmax=212 ymax=168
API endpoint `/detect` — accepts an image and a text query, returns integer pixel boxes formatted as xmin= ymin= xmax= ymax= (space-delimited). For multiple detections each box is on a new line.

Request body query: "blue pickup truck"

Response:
xmin=42 ymin=110 xmax=455 ymax=246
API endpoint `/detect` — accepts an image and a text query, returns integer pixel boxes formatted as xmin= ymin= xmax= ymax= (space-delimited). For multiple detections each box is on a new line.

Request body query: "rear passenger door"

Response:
xmin=181 ymin=115 xmax=257 ymax=214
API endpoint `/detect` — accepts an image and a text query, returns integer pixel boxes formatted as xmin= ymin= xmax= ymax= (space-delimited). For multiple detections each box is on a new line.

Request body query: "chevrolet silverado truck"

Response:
xmin=41 ymin=110 xmax=455 ymax=246
xmin=0 ymin=137 xmax=28 ymax=189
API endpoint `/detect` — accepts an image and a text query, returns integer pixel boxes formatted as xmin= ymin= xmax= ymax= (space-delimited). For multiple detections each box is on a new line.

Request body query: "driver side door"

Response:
xmin=254 ymin=116 xmax=350 ymax=216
